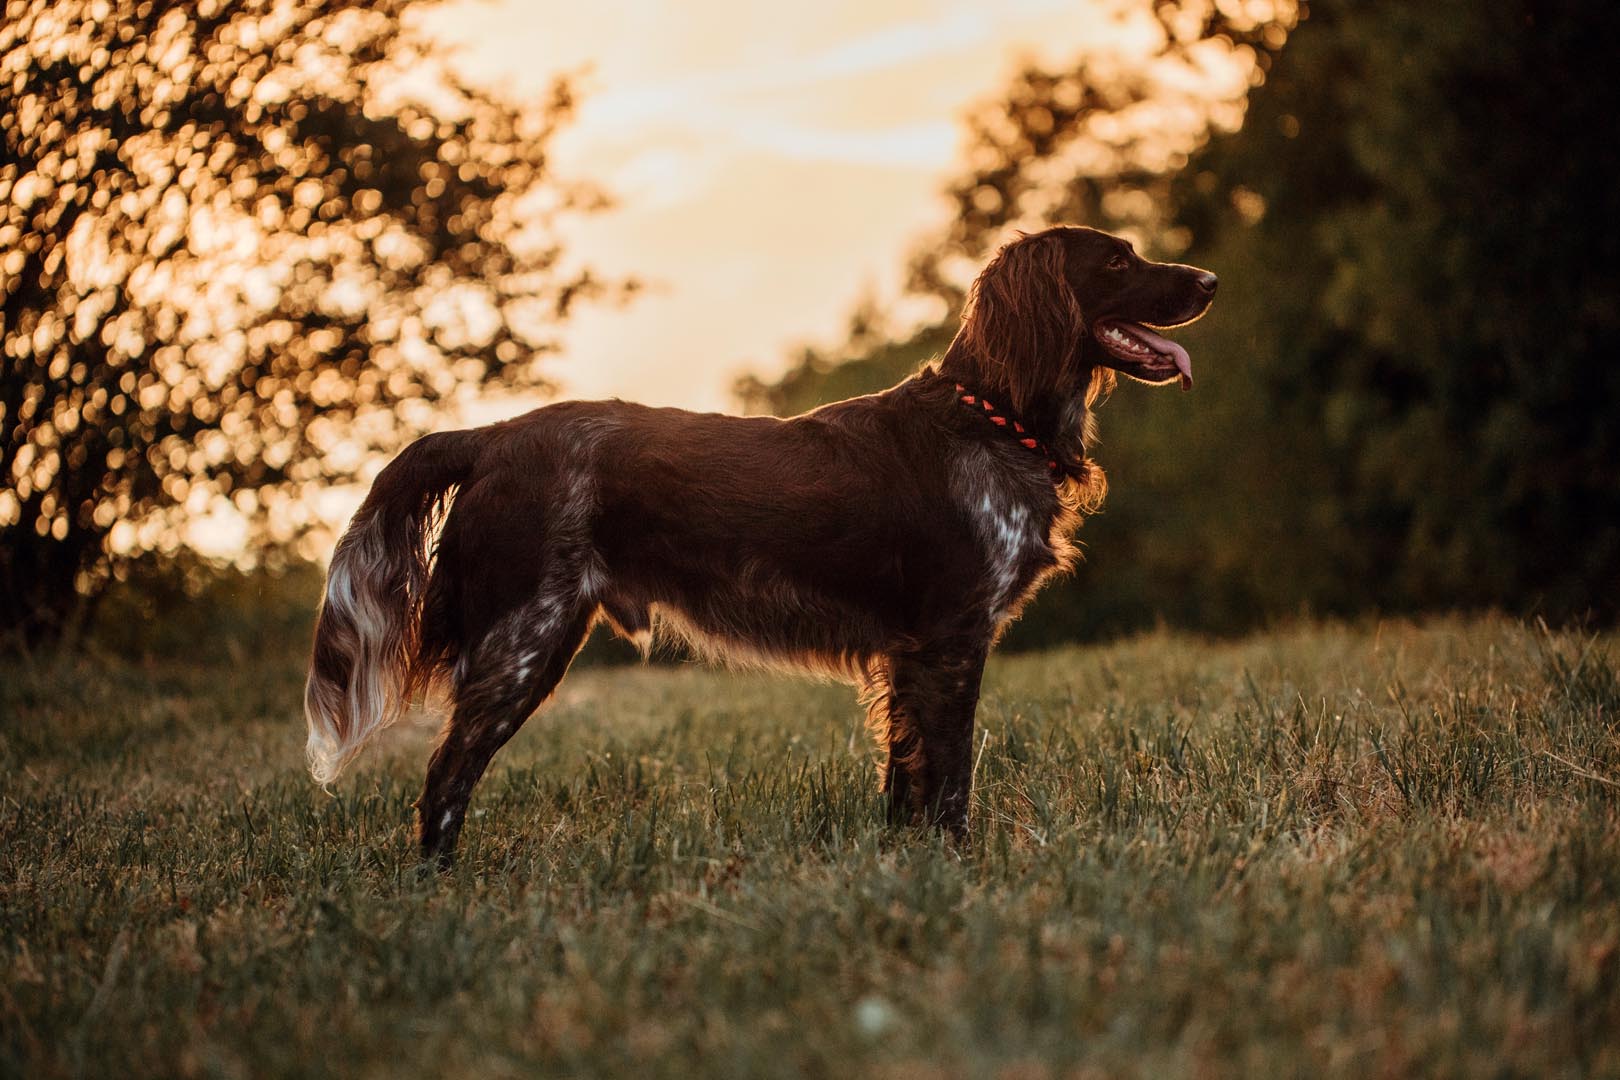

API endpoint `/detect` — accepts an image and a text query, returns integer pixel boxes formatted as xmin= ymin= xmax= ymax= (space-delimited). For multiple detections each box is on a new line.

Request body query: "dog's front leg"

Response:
xmin=882 ymin=731 xmax=920 ymax=827
xmin=887 ymin=645 xmax=988 ymax=838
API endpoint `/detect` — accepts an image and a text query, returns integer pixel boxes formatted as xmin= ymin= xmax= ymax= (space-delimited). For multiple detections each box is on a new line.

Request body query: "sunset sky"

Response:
xmin=416 ymin=0 xmax=1171 ymax=415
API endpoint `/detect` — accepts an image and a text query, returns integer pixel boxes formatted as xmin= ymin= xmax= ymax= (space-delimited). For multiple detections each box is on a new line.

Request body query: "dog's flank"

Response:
xmin=303 ymin=225 xmax=1217 ymax=866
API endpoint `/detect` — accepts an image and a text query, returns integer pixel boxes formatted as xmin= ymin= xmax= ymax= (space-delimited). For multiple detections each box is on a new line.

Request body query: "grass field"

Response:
xmin=3 ymin=617 xmax=1618 ymax=1078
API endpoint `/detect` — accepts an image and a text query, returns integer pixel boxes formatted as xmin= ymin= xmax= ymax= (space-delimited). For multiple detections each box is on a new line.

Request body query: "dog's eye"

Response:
xmin=1106 ymin=254 xmax=1130 ymax=272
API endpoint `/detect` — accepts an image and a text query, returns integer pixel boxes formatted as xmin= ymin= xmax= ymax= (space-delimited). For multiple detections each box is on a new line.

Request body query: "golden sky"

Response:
xmin=417 ymin=0 xmax=1171 ymax=414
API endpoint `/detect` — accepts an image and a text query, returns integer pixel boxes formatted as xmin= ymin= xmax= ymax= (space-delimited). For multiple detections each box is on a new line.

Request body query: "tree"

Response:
xmin=1 ymin=0 xmax=626 ymax=648
xmin=745 ymin=0 xmax=1620 ymax=640
xmin=1128 ymin=0 xmax=1620 ymax=625
xmin=741 ymin=0 xmax=1294 ymax=417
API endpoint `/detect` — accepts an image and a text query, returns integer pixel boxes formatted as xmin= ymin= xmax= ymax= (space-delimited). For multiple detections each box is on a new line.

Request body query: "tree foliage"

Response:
xmin=745 ymin=0 xmax=1620 ymax=642
xmin=1 ymin=0 xmax=622 ymax=647
xmin=740 ymin=0 xmax=1287 ymax=416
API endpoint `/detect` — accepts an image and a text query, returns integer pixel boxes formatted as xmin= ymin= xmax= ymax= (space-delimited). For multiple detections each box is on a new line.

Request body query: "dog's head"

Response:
xmin=959 ymin=225 xmax=1217 ymax=398
xmin=952 ymin=225 xmax=1217 ymax=479
xmin=1060 ymin=227 xmax=1217 ymax=390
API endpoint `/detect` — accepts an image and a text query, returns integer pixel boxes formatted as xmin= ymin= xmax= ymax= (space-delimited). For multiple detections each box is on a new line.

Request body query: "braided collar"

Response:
xmin=952 ymin=382 xmax=1063 ymax=483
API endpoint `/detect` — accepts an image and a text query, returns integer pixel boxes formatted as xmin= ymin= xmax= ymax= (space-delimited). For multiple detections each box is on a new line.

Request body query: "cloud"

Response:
xmin=575 ymin=5 xmax=1064 ymax=145
xmin=723 ymin=118 xmax=959 ymax=168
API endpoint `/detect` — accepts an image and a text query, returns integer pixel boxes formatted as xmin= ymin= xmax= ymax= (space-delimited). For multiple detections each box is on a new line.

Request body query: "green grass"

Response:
xmin=3 ymin=617 xmax=1619 ymax=1078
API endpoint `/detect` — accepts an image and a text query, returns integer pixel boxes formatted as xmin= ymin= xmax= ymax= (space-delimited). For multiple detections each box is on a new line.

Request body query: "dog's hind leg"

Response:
xmin=416 ymin=596 xmax=593 ymax=870
xmin=885 ymin=646 xmax=988 ymax=837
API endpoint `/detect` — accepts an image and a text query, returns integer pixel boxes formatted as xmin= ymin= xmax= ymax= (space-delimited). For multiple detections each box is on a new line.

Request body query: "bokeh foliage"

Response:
xmin=1 ymin=0 xmax=622 ymax=648
xmin=743 ymin=0 xmax=1620 ymax=644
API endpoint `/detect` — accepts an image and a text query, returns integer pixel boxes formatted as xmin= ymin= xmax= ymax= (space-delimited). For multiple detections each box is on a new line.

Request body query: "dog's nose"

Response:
xmin=1195 ymin=271 xmax=1218 ymax=295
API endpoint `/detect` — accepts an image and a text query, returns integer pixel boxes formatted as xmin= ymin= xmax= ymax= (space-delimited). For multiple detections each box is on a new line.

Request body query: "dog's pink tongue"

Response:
xmin=1126 ymin=322 xmax=1193 ymax=391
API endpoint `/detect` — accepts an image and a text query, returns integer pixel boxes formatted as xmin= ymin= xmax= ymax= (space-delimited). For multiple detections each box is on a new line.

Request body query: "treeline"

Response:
xmin=743 ymin=0 xmax=1620 ymax=646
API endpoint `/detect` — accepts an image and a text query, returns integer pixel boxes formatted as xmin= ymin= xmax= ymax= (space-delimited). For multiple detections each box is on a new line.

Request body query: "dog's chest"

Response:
xmin=952 ymin=455 xmax=1057 ymax=620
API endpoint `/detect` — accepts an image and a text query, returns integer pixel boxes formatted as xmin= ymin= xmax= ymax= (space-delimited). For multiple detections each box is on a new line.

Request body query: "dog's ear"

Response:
xmin=959 ymin=231 xmax=1087 ymax=418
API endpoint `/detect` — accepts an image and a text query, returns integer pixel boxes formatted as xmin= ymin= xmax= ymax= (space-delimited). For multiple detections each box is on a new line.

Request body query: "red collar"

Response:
xmin=953 ymin=383 xmax=1063 ymax=482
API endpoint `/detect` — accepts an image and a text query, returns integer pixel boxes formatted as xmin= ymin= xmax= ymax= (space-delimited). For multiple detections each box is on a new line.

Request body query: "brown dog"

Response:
xmin=304 ymin=226 xmax=1216 ymax=866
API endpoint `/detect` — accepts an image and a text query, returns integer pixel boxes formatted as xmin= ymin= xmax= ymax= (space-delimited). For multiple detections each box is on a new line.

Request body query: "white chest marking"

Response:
xmin=973 ymin=491 xmax=1043 ymax=621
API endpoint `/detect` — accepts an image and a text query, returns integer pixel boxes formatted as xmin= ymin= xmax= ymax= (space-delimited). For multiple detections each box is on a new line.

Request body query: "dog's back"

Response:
xmin=425 ymin=385 xmax=1057 ymax=675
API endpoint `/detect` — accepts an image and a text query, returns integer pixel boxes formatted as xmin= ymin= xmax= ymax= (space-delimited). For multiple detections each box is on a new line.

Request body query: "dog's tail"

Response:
xmin=303 ymin=429 xmax=481 ymax=785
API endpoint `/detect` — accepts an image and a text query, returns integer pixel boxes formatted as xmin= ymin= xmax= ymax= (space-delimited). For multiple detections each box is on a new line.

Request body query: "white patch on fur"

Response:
xmin=954 ymin=448 xmax=1048 ymax=623
xmin=978 ymin=493 xmax=1032 ymax=615
xmin=578 ymin=559 xmax=606 ymax=600
xmin=452 ymin=578 xmax=578 ymax=726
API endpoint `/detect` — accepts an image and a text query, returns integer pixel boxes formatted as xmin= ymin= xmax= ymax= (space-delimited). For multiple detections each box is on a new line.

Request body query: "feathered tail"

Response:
xmin=303 ymin=430 xmax=480 ymax=784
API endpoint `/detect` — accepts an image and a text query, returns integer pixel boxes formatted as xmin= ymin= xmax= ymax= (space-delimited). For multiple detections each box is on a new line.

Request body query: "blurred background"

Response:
xmin=3 ymin=0 xmax=1616 ymax=660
